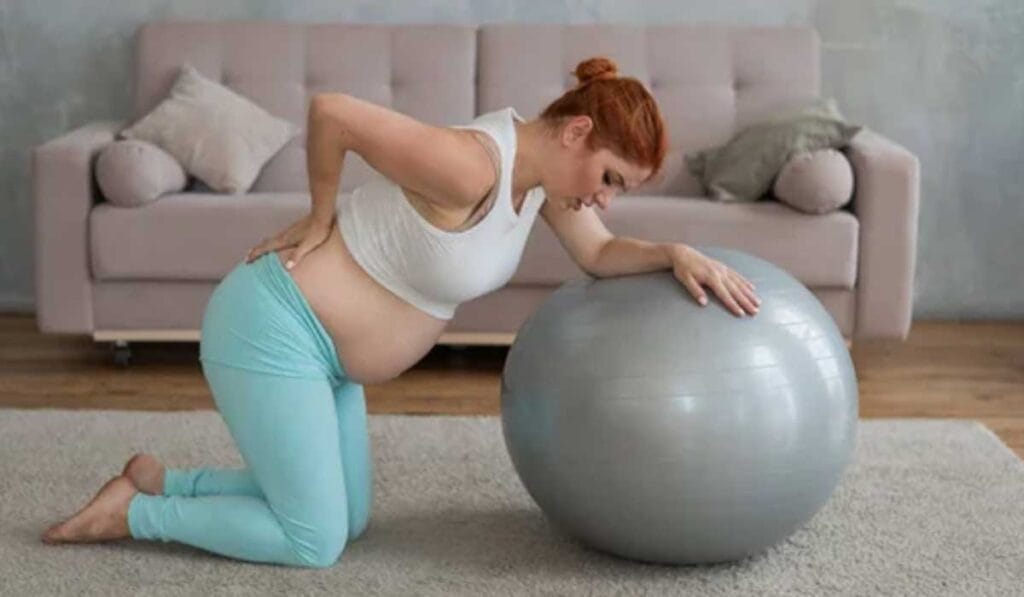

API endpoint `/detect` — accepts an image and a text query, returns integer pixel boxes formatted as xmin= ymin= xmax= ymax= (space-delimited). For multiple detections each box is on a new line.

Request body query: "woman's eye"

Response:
xmin=603 ymin=172 xmax=611 ymax=187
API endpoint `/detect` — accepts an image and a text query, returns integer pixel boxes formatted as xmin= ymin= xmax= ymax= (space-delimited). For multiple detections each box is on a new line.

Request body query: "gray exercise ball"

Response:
xmin=500 ymin=246 xmax=858 ymax=565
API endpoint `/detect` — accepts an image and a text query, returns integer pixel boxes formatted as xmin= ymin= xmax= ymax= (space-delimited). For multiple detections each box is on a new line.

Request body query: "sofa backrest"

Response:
xmin=133 ymin=22 xmax=478 ymax=194
xmin=132 ymin=21 xmax=820 ymax=196
xmin=476 ymin=24 xmax=821 ymax=196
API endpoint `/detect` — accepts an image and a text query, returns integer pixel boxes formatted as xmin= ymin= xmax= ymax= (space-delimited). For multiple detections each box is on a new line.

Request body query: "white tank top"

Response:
xmin=337 ymin=107 xmax=546 ymax=320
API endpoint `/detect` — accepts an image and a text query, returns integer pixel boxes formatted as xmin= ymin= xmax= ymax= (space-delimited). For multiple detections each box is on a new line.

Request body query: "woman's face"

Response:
xmin=545 ymin=116 xmax=652 ymax=212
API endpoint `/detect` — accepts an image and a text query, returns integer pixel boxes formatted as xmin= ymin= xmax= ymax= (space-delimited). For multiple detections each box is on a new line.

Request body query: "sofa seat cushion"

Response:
xmin=90 ymin=191 xmax=315 ymax=281
xmin=90 ymin=193 xmax=858 ymax=289
xmin=516 ymin=195 xmax=858 ymax=288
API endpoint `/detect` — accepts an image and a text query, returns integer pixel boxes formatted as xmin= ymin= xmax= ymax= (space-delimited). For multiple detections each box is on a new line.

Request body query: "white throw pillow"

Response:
xmin=118 ymin=63 xmax=300 ymax=194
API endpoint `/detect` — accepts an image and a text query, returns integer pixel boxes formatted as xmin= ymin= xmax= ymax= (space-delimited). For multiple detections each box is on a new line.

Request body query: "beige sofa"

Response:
xmin=32 ymin=21 xmax=920 ymax=366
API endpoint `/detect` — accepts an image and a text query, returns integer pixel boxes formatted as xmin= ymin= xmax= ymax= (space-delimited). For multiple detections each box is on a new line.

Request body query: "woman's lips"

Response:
xmin=568 ymin=197 xmax=601 ymax=210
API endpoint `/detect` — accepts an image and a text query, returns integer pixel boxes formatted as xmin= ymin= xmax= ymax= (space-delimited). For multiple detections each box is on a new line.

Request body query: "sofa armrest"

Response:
xmin=32 ymin=120 xmax=124 ymax=334
xmin=844 ymin=128 xmax=921 ymax=340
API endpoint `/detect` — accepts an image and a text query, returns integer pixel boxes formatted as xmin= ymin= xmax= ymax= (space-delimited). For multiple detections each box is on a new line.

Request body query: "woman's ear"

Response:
xmin=562 ymin=115 xmax=593 ymax=147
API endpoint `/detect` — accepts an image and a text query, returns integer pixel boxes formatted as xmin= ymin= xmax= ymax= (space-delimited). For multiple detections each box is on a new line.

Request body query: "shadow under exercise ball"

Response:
xmin=500 ymin=246 xmax=858 ymax=565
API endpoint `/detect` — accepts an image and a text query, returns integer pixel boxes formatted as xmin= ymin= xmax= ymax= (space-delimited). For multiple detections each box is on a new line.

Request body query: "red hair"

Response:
xmin=538 ymin=57 xmax=669 ymax=186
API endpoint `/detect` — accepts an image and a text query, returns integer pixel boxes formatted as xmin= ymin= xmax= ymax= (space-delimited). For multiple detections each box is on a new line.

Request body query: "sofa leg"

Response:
xmin=111 ymin=340 xmax=132 ymax=368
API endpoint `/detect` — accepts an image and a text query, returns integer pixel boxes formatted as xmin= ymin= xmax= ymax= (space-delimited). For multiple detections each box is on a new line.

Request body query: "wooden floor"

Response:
xmin=2 ymin=315 xmax=1022 ymax=460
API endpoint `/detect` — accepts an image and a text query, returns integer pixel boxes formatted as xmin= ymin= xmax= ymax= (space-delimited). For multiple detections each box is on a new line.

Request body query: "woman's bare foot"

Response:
xmin=41 ymin=475 xmax=137 ymax=544
xmin=121 ymin=453 xmax=165 ymax=495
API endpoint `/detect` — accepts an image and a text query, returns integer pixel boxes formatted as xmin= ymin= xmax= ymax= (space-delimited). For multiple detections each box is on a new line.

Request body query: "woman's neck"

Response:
xmin=512 ymin=120 xmax=545 ymax=202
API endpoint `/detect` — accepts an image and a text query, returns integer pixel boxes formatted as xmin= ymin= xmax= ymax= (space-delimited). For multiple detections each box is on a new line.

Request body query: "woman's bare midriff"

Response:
xmin=274 ymin=221 xmax=449 ymax=386
xmin=272 ymin=129 xmax=525 ymax=385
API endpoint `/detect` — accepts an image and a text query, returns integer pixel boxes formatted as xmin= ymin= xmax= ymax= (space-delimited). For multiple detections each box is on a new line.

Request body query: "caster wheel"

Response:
xmin=112 ymin=341 xmax=132 ymax=368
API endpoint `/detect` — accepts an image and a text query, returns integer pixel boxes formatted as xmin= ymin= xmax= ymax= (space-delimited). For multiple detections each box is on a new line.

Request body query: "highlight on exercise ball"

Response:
xmin=500 ymin=246 xmax=858 ymax=565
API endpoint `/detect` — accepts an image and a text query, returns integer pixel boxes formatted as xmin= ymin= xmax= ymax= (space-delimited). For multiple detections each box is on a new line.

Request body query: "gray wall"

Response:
xmin=2 ymin=1 xmax=1021 ymax=319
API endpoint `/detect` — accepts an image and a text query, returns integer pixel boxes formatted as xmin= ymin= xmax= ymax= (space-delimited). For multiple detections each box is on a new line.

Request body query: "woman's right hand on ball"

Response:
xmin=245 ymin=212 xmax=335 ymax=270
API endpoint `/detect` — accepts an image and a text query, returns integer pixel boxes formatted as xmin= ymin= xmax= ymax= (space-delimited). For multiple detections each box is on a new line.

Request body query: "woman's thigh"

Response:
xmin=200 ymin=252 xmax=347 ymax=383
xmin=334 ymin=380 xmax=372 ymax=539
xmin=202 ymin=360 xmax=350 ymax=546
xmin=198 ymin=251 xmax=362 ymax=542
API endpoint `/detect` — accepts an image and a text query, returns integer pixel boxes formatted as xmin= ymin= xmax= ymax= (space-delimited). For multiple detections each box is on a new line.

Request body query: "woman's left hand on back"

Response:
xmin=245 ymin=213 xmax=335 ymax=270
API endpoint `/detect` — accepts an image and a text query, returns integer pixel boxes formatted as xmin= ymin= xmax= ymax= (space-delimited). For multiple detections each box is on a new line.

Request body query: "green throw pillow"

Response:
xmin=685 ymin=98 xmax=862 ymax=202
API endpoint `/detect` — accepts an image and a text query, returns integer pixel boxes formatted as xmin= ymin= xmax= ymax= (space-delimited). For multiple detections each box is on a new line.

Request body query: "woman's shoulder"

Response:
xmin=450 ymin=107 xmax=515 ymax=138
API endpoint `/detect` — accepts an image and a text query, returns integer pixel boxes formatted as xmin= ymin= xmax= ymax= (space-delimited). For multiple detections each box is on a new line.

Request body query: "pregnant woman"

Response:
xmin=40 ymin=57 xmax=760 ymax=567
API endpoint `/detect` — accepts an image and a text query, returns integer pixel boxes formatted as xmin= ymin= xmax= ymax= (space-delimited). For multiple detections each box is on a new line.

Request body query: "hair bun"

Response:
xmin=574 ymin=57 xmax=619 ymax=86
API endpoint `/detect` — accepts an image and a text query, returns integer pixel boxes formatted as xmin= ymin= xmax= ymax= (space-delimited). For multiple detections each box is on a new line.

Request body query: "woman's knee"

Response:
xmin=298 ymin=533 xmax=348 ymax=569
xmin=282 ymin=502 xmax=350 ymax=568
xmin=349 ymin=514 xmax=370 ymax=542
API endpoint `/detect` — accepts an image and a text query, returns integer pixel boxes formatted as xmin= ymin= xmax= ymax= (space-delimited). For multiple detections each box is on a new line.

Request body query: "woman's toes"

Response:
xmin=42 ymin=522 xmax=65 ymax=543
xmin=41 ymin=476 xmax=137 ymax=544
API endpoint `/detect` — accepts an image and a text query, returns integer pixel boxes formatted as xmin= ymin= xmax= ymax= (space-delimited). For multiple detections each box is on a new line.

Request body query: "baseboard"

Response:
xmin=0 ymin=292 xmax=34 ymax=313
xmin=94 ymin=329 xmax=200 ymax=342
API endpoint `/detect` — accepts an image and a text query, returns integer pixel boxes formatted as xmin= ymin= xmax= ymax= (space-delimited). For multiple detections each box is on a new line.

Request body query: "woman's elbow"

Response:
xmin=308 ymin=95 xmax=350 ymax=132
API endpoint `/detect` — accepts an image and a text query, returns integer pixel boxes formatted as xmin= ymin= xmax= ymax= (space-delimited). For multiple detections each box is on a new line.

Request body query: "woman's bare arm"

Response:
xmin=307 ymin=93 xmax=493 ymax=214
xmin=306 ymin=98 xmax=349 ymax=224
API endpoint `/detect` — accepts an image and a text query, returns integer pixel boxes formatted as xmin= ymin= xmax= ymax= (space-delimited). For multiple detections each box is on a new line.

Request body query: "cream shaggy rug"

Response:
xmin=1 ymin=409 xmax=1022 ymax=596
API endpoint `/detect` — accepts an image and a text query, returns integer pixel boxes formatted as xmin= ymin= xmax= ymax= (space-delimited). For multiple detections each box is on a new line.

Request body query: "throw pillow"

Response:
xmin=117 ymin=63 xmax=300 ymax=194
xmin=685 ymin=97 xmax=862 ymax=202
xmin=771 ymin=148 xmax=854 ymax=214
xmin=95 ymin=139 xmax=187 ymax=207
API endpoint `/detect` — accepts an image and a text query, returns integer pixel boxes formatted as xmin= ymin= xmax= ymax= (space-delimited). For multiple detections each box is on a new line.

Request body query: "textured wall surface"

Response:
xmin=1 ymin=1 xmax=1021 ymax=318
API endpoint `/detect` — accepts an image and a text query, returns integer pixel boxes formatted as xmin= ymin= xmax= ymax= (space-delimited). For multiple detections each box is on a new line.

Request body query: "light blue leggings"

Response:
xmin=126 ymin=250 xmax=372 ymax=568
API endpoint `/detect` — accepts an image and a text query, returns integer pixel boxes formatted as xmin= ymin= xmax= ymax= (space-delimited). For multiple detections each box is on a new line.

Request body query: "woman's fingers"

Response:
xmin=708 ymin=275 xmax=745 ymax=317
xmin=707 ymin=274 xmax=761 ymax=317
xmin=727 ymin=277 xmax=759 ymax=315
xmin=717 ymin=266 xmax=759 ymax=309
xmin=711 ymin=260 xmax=755 ymax=293
xmin=286 ymin=237 xmax=320 ymax=269
xmin=726 ymin=270 xmax=760 ymax=308
xmin=678 ymin=266 xmax=753 ymax=316
xmin=247 ymin=236 xmax=290 ymax=263
xmin=680 ymin=273 xmax=708 ymax=306
xmin=741 ymin=279 xmax=761 ymax=308
xmin=246 ymin=242 xmax=271 ymax=263
xmin=285 ymin=243 xmax=307 ymax=269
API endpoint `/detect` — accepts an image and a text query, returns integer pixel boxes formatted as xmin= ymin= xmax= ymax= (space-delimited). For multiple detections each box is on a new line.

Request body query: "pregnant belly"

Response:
xmin=274 ymin=222 xmax=449 ymax=385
